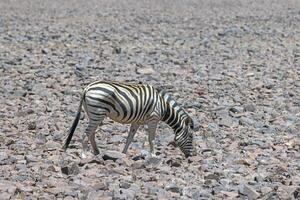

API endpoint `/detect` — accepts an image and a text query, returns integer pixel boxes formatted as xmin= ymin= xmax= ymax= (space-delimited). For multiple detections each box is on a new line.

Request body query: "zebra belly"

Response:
xmin=107 ymin=112 xmax=149 ymax=125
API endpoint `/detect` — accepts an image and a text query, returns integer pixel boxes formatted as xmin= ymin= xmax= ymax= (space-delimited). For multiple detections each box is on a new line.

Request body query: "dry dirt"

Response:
xmin=0 ymin=0 xmax=299 ymax=199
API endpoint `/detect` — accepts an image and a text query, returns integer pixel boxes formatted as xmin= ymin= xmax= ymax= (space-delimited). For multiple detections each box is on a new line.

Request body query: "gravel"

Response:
xmin=1 ymin=0 xmax=299 ymax=199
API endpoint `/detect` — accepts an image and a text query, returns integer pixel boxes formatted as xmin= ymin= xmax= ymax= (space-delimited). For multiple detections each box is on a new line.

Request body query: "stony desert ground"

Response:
xmin=0 ymin=0 xmax=299 ymax=199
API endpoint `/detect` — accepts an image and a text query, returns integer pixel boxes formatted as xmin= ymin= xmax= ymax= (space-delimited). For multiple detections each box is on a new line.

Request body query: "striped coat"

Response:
xmin=63 ymin=81 xmax=194 ymax=157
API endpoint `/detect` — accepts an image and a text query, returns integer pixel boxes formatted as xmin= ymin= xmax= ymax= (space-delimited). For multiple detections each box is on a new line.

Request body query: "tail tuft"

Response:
xmin=63 ymin=94 xmax=84 ymax=151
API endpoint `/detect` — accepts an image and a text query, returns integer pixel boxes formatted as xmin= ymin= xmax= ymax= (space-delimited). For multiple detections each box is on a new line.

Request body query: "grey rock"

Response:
xmin=110 ymin=135 xmax=124 ymax=143
xmin=251 ymin=139 xmax=270 ymax=149
xmin=15 ymin=163 xmax=27 ymax=171
xmin=239 ymin=116 xmax=256 ymax=126
xmin=120 ymin=182 xmax=131 ymax=189
xmin=218 ymin=115 xmax=234 ymax=127
xmin=0 ymin=192 xmax=11 ymax=199
xmin=36 ymin=133 xmax=47 ymax=144
xmin=207 ymin=123 xmax=219 ymax=133
xmin=119 ymin=188 xmax=136 ymax=199
xmin=145 ymin=157 xmax=161 ymax=167
xmin=192 ymin=189 xmax=211 ymax=199
xmin=102 ymin=150 xmax=125 ymax=161
xmin=204 ymin=173 xmax=220 ymax=181
xmin=166 ymin=159 xmax=181 ymax=167
xmin=136 ymin=66 xmax=155 ymax=75
xmin=145 ymin=183 xmax=159 ymax=195
xmin=79 ymin=157 xmax=104 ymax=166
xmin=166 ymin=184 xmax=182 ymax=194
xmin=13 ymin=90 xmax=27 ymax=97
xmin=244 ymin=103 xmax=256 ymax=112
xmin=129 ymin=184 xmax=141 ymax=195
xmin=61 ymin=163 xmax=80 ymax=175
xmin=239 ymin=184 xmax=260 ymax=200
xmin=45 ymin=141 xmax=61 ymax=150
xmin=0 ymin=151 xmax=8 ymax=161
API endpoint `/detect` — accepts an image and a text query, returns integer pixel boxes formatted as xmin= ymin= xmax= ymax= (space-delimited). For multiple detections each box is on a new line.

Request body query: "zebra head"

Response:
xmin=175 ymin=116 xmax=195 ymax=157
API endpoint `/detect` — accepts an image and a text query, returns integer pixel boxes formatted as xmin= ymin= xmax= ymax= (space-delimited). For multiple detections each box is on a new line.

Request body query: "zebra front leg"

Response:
xmin=147 ymin=120 xmax=158 ymax=157
xmin=122 ymin=123 xmax=140 ymax=154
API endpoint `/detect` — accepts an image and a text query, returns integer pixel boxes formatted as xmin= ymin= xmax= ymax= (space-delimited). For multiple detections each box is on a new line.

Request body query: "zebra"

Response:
xmin=63 ymin=81 xmax=195 ymax=158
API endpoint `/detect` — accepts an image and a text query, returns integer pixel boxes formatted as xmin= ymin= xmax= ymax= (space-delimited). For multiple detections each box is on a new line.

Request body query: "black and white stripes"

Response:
xmin=63 ymin=81 xmax=195 ymax=157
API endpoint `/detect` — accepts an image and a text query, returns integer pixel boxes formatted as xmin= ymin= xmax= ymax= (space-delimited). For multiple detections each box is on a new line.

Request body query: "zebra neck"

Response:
xmin=161 ymin=103 xmax=183 ymax=134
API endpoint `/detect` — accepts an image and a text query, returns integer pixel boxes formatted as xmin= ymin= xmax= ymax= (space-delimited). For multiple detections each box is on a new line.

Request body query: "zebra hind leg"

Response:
xmin=122 ymin=123 xmax=140 ymax=154
xmin=82 ymin=115 xmax=105 ymax=157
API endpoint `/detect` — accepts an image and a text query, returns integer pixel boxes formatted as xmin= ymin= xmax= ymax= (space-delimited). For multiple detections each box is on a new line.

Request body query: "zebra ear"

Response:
xmin=185 ymin=117 xmax=195 ymax=130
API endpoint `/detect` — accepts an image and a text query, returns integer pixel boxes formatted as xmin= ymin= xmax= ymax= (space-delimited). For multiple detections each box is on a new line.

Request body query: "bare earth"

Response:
xmin=0 ymin=0 xmax=299 ymax=199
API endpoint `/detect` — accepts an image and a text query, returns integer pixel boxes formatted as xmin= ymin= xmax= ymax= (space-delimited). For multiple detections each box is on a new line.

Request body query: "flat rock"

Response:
xmin=136 ymin=66 xmax=156 ymax=75
xmin=239 ymin=184 xmax=260 ymax=200
xmin=102 ymin=150 xmax=125 ymax=162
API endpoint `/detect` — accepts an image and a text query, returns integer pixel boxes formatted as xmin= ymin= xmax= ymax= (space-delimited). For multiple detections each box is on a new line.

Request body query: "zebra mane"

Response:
xmin=158 ymin=89 xmax=190 ymax=119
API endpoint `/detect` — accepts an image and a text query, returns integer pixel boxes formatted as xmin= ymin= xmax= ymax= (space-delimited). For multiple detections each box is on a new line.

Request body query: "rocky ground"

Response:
xmin=0 ymin=0 xmax=299 ymax=199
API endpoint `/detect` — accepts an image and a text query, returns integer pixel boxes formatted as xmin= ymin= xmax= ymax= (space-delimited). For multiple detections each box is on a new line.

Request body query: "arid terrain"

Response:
xmin=0 ymin=0 xmax=299 ymax=199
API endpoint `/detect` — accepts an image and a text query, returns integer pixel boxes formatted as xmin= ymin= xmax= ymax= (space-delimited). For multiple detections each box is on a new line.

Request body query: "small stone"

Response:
xmin=61 ymin=163 xmax=79 ymax=175
xmin=26 ymin=109 xmax=34 ymax=114
xmin=69 ymin=163 xmax=80 ymax=175
xmin=92 ymin=181 xmax=108 ymax=191
xmin=146 ymin=157 xmax=161 ymax=167
xmin=260 ymin=186 xmax=273 ymax=195
xmin=166 ymin=159 xmax=181 ymax=167
xmin=102 ymin=150 xmax=125 ymax=162
xmin=132 ymin=155 xmax=145 ymax=161
xmin=244 ymin=104 xmax=256 ymax=112
xmin=145 ymin=183 xmax=159 ymax=195
xmin=277 ymin=186 xmax=300 ymax=199
xmin=14 ymin=90 xmax=27 ymax=97
xmin=239 ymin=184 xmax=260 ymax=200
xmin=113 ymin=47 xmax=121 ymax=54
xmin=239 ymin=117 xmax=255 ymax=126
xmin=120 ymin=182 xmax=131 ymax=189
xmin=120 ymin=188 xmax=135 ymax=199
xmin=0 ymin=192 xmax=11 ymax=199
xmin=45 ymin=141 xmax=61 ymax=150
xmin=110 ymin=135 xmax=124 ymax=143
xmin=131 ymin=161 xmax=145 ymax=169
xmin=136 ymin=66 xmax=155 ymax=75
xmin=79 ymin=157 xmax=104 ymax=166
xmin=116 ymin=157 xmax=133 ymax=167
xmin=64 ymin=196 xmax=76 ymax=200
xmin=46 ymin=165 xmax=56 ymax=172
xmin=41 ymin=49 xmax=48 ymax=54
xmin=218 ymin=115 xmax=233 ymax=127
xmin=220 ymin=191 xmax=239 ymax=198
xmin=204 ymin=173 xmax=220 ymax=181
xmin=166 ymin=184 xmax=182 ymax=194
xmin=36 ymin=133 xmax=47 ymax=144
xmin=28 ymin=122 xmax=36 ymax=130
xmin=61 ymin=166 xmax=69 ymax=175
xmin=0 ymin=151 xmax=8 ymax=161
xmin=208 ymin=123 xmax=219 ymax=133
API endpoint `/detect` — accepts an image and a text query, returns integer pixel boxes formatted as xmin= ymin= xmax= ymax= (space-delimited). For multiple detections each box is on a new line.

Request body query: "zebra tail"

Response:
xmin=63 ymin=92 xmax=85 ymax=150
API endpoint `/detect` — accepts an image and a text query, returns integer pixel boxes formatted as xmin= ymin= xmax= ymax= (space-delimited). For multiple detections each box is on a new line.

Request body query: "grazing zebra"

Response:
xmin=63 ymin=81 xmax=195 ymax=157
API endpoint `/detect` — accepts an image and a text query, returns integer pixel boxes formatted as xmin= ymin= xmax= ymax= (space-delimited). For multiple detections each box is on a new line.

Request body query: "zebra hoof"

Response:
xmin=94 ymin=149 xmax=100 ymax=155
xmin=81 ymin=152 xmax=87 ymax=159
xmin=151 ymin=153 xmax=157 ymax=158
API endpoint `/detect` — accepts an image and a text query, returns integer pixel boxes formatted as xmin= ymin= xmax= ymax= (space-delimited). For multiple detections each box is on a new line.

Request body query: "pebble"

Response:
xmin=102 ymin=150 xmax=125 ymax=161
xmin=239 ymin=184 xmax=260 ymax=200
